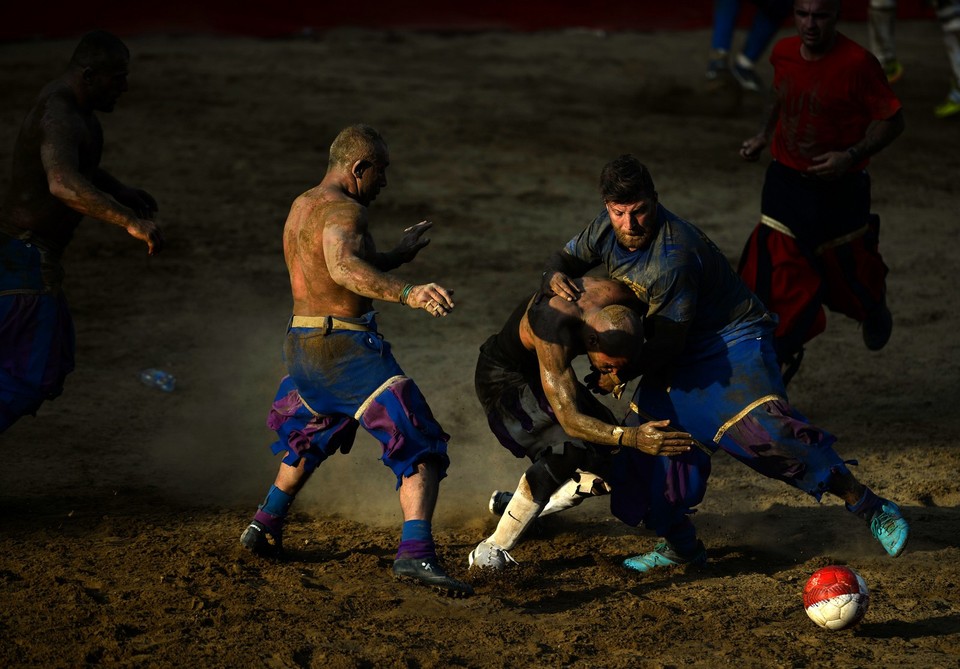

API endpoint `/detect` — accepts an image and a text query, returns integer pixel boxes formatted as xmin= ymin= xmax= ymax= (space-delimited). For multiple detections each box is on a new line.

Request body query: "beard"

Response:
xmin=614 ymin=226 xmax=654 ymax=251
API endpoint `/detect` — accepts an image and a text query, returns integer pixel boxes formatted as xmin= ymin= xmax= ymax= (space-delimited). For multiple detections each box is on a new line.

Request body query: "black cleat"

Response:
xmin=240 ymin=519 xmax=283 ymax=558
xmin=489 ymin=490 xmax=512 ymax=516
xmin=393 ymin=557 xmax=474 ymax=598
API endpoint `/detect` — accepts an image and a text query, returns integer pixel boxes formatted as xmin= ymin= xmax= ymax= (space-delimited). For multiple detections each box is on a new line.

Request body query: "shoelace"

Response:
xmin=627 ymin=543 xmax=676 ymax=567
xmin=498 ymin=549 xmax=519 ymax=565
xmin=653 ymin=541 xmax=680 ymax=560
xmin=871 ymin=507 xmax=903 ymax=536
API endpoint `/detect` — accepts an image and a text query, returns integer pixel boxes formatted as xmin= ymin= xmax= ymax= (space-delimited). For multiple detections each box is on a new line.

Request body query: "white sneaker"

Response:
xmin=468 ymin=540 xmax=519 ymax=570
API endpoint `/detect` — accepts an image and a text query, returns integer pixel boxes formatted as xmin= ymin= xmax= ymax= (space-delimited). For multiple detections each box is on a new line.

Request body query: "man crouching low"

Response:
xmin=469 ymin=276 xmax=696 ymax=569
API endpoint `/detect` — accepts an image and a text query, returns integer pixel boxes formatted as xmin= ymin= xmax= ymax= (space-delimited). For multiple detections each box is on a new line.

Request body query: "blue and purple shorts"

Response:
xmin=616 ymin=335 xmax=849 ymax=533
xmin=1 ymin=235 xmax=75 ymax=433
xmin=267 ymin=313 xmax=450 ymax=487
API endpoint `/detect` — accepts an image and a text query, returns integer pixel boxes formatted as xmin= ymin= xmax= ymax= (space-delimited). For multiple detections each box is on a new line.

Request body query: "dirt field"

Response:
xmin=1 ymin=20 xmax=959 ymax=669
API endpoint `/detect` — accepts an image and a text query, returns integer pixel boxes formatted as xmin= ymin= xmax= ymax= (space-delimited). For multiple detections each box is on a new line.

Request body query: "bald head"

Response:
xmin=328 ymin=124 xmax=386 ymax=172
xmin=70 ymin=30 xmax=129 ymax=71
xmin=586 ymin=305 xmax=643 ymax=358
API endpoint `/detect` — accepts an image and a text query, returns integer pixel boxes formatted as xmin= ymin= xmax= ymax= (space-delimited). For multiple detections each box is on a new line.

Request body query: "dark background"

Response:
xmin=1 ymin=0 xmax=937 ymax=41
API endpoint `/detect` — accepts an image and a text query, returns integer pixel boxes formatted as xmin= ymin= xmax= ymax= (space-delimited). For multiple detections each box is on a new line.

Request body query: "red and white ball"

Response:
xmin=803 ymin=565 xmax=870 ymax=630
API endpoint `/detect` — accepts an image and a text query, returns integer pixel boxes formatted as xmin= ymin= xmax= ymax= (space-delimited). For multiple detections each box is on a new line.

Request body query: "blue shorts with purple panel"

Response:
xmin=267 ymin=313 xmax=450 ymax=488
xmin=1 ymin=235 xmax=75 ymax=433
xmin=617 ymin=334 xmax=849 ymax=533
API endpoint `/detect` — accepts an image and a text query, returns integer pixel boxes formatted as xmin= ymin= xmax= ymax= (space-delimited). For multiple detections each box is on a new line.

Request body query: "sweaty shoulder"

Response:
xmin=35 ymin=83 xmax=82 ymax=125
xmin=294 ymin=190 xmax=363 ymax=230
xmin=581 ymin=276 xmax=633 ymax=302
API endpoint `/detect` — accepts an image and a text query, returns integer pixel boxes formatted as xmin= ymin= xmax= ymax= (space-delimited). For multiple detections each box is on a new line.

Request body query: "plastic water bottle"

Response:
xmin=139 ymin=368 xmax=176 ymax=392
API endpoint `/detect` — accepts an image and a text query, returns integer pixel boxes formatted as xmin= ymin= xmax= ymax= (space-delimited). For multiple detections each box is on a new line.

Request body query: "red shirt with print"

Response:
xmin=769 ymin=33 xmax=901 ymax=172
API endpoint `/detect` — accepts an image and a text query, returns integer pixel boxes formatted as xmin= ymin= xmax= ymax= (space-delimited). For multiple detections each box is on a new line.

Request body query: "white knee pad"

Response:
xmin=540 ymin=471 xmax=611 ymax=517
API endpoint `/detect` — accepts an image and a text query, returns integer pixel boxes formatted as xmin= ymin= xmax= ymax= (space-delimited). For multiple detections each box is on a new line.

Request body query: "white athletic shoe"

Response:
xmin=468 ymin=540 xmax=518 ymax=570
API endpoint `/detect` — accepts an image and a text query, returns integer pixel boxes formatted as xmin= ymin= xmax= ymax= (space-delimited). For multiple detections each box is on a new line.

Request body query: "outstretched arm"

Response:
xmin=40 ymin=100 xmax=162 ymax=254
xmin=93 ymin=168 xmax=159 ymax=219
xmin=373 ymin=220 xmax=433 ymax=271
xmin=322 ymin=209 xmax=455 ymax=317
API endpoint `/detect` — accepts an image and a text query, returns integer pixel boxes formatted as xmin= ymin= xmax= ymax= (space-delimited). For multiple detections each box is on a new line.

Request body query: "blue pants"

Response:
xmin=1 ymin=235 xmax=74 ymax=432
xmin=618 ymin=335 xmax=848 ymax=536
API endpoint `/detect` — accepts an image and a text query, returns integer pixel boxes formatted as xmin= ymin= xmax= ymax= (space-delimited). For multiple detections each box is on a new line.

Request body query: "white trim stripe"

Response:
xmin=354 ymin=375 xmax=408 ymax=420
xmin=713 ymin=394 xmax=784 ymax=443
xmin=759 ymin=214 xmax=795 ymax=237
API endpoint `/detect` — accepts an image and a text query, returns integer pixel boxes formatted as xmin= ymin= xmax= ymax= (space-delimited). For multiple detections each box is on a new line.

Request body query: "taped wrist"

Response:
xmin=623 ymin=426 xmax=644 ymax=450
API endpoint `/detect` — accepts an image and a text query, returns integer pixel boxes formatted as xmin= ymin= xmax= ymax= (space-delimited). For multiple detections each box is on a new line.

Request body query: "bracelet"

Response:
xmin=612 ymin=426 xmax=624 ymax=447
xmin=399 ymin=284 xmax=414 ymax=305
xmin=846 ymin=147 xmax=860 ymax=162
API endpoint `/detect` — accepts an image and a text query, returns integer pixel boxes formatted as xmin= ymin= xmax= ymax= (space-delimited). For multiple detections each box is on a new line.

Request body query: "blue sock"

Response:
xmin=400 ymin=519 xmax=432 ymax=543
xmin=260 ymin=485 xmax=295 ymax=517
xmin=846 ymin=487 xmax=882 ymax=521
xmin=396 ymin=520 xmax=436 ymax=560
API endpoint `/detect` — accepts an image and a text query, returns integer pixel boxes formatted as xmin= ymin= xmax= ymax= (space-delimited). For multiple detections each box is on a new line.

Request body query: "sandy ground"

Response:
xmin=1 ymin=20 xmax=959 ymax=669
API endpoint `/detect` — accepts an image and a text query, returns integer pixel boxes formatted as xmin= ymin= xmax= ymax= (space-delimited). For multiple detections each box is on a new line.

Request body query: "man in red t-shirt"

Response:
xmin=737 ymin=0 xmax=905 ymax=383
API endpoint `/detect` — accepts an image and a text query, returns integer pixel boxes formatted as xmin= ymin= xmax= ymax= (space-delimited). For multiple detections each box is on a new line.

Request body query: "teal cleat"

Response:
xmin=623 ymin=540 xmax=707 ymax=573
xmin=870 ymin=501 xmax=909 ymax=557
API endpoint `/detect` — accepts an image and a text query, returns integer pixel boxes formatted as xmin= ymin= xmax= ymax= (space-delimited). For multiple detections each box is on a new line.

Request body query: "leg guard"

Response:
xmin=524 ymin=440 xmax=593 ymax=504
xmin=540 ymin=471 xmax=612 ymax=517
xmin=488 ymin=475 xmax=544 ymax=551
